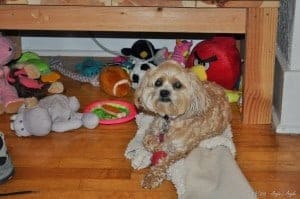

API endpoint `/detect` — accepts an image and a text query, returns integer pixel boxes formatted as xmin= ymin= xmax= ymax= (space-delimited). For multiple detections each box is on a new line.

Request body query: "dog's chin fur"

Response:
xmin=134 ymin=60 xmax=208 ymax=118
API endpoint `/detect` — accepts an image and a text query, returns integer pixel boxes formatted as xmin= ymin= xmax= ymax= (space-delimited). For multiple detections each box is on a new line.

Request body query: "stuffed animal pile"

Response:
xmin=118 ymin=37 xmax=241 ymax=92
xmin=10 ymin=51 xmax=64 ymax=99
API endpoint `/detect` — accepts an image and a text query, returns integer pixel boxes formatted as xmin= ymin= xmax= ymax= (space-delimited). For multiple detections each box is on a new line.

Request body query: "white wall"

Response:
xmin=21 ymin=37 xmax=200 ymax=57
xmin=273 ymin=0 xmax=300 ymax=134
xmin=290 ymin=3 xmax=300 ymax=70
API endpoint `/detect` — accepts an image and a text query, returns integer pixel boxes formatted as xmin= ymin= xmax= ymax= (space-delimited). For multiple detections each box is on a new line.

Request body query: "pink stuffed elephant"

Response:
xmin=0 ymin=36 xmax=24 ymax=114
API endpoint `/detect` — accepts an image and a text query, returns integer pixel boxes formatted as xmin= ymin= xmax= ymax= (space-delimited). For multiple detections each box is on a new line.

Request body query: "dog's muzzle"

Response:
xmin=159 ymin=89 xmax=171 ymax=102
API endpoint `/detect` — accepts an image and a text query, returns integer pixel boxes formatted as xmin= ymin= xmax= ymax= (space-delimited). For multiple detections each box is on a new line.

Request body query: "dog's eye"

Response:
xmin=173 ymin=81 xmax=182 ymax=89
xmin=155 ymin=78 xmax=163 ymax=87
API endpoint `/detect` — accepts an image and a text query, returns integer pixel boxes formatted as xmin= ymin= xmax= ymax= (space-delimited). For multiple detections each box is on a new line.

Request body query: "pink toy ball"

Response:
xmin=84 ymin=100 xmax=137 ymax=125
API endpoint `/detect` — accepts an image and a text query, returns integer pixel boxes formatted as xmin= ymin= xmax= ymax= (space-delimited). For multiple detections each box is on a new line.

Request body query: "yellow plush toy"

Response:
xmin=190 ymin=64 xmax=241 ymax=103
xmin=190 ymin=65 xmax=207 ymax=81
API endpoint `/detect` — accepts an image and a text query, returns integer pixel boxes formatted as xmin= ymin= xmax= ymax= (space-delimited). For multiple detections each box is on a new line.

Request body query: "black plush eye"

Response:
xmin=155 ymin=78 xmax=163 ymax=87
xmin=173 ymin=81 xmax=182 ymax=89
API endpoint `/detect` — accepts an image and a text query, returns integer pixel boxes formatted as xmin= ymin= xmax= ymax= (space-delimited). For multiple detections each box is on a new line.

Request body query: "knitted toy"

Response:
xmin=0 ymin=36 xmax=25 ymax=114
xmin=171 ymin=39 xmax=193 ymax=67
xmin=99 ymin=65 xmax=131 ymax=97
xmin=10 ymin=94 xmax=99 ymax=137
xmin=186 ymin=37 xmax=241 ymax=90
xmin=49 ymin=57 xmax=100 ymax=87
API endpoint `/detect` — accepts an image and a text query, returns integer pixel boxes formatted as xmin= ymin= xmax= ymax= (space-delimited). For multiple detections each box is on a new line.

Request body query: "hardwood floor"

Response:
xmin=0 ymin=73 xmax=299 ymax=199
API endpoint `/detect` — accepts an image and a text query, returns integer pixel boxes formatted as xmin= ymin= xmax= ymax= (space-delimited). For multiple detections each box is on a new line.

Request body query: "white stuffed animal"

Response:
xmin=129 ymin=48 xmax=168 ymax=89
xmin=10 ymin=94 xmax=99 ymax=137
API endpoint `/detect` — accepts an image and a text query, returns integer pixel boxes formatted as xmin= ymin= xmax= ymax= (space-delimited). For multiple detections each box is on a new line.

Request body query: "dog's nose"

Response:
xmin=160 ymin=89 xmax=170 ymax=98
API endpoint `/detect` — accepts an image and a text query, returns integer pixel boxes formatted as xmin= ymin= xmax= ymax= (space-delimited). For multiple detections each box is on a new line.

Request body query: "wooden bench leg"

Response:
xmin=243 ymin=7 xmax=278 ymax=124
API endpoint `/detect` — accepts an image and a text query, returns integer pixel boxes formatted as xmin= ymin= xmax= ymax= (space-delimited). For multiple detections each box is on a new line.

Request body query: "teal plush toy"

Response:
xmin=75 ymin=57 xmax=104 ymax=77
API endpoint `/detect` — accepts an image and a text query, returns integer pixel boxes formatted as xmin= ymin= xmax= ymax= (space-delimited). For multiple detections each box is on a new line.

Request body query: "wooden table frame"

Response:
xmin=0 ymin=2 xmax=279 ymax=124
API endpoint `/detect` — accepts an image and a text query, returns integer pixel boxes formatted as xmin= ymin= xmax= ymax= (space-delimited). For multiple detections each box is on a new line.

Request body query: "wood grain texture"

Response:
xmin=243 ymin=8 xmax=278 ymax=124
xmin=3 ymin=0 xmax=279 ymax=8
xmin=0 ymin=5 xmax=246 ymax=33
xmin=111 ymin=0 xmax=196 ymax=7
xmin=0 ymin=71 xmax=298 ymax=199
xmin=197 ymin=0 xmax=279 ymax=8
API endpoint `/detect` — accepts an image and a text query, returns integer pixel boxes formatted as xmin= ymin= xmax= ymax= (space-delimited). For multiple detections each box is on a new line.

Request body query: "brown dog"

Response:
xmin=134 ymin=60 xmax=232 ymax=189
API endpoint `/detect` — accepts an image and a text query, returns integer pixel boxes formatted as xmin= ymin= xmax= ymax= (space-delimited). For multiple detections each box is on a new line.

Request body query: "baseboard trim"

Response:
xmin=272 ymin=108 xmax=300 ymax=134
xmin=21 ymin=49 xmax=118 ymax=57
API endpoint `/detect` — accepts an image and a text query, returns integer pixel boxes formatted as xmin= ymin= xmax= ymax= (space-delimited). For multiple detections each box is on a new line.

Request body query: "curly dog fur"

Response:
xmin=134 ymin=60 xmax=232 ymax=189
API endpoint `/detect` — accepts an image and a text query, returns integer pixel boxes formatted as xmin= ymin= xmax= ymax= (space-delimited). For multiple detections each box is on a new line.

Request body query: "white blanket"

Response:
xmin=125 ymin=113 xmax=256 ymax=199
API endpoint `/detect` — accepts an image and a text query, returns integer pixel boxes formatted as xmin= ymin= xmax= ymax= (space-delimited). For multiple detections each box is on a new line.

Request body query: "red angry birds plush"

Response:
xmin=186 ymin=37 xmax=241 ymax=90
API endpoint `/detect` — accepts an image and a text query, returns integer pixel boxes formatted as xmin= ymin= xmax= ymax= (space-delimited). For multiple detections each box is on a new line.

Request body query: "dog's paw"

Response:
xmin=141 ymin=169 xmax=166 ymax=189
xmin=143 ymin=134 xmax=161 ymax=152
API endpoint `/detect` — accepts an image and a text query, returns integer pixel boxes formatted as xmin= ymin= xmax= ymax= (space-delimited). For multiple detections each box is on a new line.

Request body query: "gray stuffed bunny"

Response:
xmin=10 ymin=94 xmax=99 ymax=137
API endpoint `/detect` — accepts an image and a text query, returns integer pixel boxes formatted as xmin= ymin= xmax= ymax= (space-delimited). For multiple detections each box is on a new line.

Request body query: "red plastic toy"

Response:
xmin=84 ymin=100 xmax=137 ymax=125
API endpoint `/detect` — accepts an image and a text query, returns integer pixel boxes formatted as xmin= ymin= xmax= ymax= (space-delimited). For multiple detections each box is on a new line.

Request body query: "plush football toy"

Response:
xmin=186 ymin=37 xmax=241 ymax=90
xmin=99 ymin=65 xmax=131 ymax=97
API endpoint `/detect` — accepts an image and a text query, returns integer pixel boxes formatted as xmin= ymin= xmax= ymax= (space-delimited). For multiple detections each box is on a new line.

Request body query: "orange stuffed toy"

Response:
xmin=99 ymin=66 xmax=131 ymax=97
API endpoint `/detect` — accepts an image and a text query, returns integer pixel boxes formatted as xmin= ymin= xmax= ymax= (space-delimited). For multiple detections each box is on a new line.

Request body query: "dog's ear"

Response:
xmin=134 ymin=67 xmax=154 ymax=109
xmin=133 ymin=86 xmax=143 ymax=109
xmin=186 ymin=71 xmax=210 ymax=114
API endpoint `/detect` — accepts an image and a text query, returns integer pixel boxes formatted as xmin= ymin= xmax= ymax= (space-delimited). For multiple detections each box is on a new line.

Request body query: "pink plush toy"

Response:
xmin=171 ymin=39 xmax=193 ymax=67
xmin=0 ymin=36 xmax=24 ymax=114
